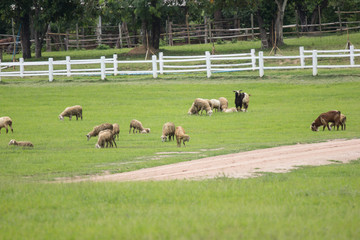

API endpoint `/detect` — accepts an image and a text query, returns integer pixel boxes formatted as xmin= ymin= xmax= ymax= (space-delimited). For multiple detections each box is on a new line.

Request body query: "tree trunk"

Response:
xmin=151 ymin=16 xmax=161 ymax=49
xmin=141 ymin=20 xmax=147 ymax=48
xmin=295 ymin=1 xmax=308 ymax=32
xmin=256 ymin=13 xmax=270 ymax=49
xmin=20 ymin=13 xmax=31 ymax=59
xmin=274 ymin=0 xmax=288 ymax=47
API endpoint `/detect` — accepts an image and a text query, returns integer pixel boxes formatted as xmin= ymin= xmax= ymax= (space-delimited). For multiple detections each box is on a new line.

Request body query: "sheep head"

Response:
xmin=310 ymin=122 xmax=319 ymax=131
xmin=59 ymin=115 xmax=64 ymax=120
xmin=141 ymin=128 xmax=150 ymax=134
xmin=86 ymin=134 xmax=91 ymax=141
xmin=161 ymin=135 xmax=167 ymax=142
xmin=207 ymin=110 xmax=213 ymax=116
xmin=8 ymin=139 xmax=16 ymax=145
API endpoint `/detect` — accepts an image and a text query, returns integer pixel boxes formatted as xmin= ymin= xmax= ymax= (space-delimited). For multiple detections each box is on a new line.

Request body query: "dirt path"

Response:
xmin=65 ymin=139 xmax=360 ymax=182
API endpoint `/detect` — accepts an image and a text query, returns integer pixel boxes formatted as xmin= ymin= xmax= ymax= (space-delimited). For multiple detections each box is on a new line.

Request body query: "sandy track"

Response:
xmin=64 ymin=139 xmax=360 ymax=182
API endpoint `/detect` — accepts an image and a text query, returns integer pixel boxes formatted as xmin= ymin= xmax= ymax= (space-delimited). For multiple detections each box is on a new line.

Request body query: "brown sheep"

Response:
xmin=311 ymin=110 xmax=341 ymax=131
xmin=175 ymin=126 xmax=190 ymax=147
xmin=0 ymin=116 xmax=13 ymax=134
xmin=86 ymin=123 xmax=113 ymax=141
xmin=112 ymin=123 xmax=120 ymax=140
xmin=129 ymin=119 xmax=150 ymax=134
xmin=193 ymin=98 xmax=213 ymax=116
xmin=219 ymin=97 xmax=228 ymax=112
xmin=188 ymin=102 xmax=198 ymax=115
xmin=59 ymin=105 xmax=83 ymax=121
xmin=331 ymin=113 xmax=346 ymax=131
xmin=161 ymin=122 xmax=176 ymax=142
xmin=95 ymin=130 xmax=117 ymax=148
xmin=8 ymin=139 xmax=33 ymax=147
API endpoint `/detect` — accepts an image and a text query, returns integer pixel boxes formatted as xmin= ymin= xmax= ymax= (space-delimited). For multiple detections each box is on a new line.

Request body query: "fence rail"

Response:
xmin=1 ymin=46 xmax=359 ymax=82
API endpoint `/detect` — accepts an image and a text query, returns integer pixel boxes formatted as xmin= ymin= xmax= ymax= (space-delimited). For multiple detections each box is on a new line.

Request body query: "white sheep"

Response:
xmin=219 ymin=97 xmax=228 ymax=112
xmin=8 ymin=139 xmax=33 ymax=147
xmin=210 ymin=99 xmax=221 ymax=112
xmin=224 ymin=107 xmax=238 ymax=113
xmin=193 ymin=98 xmax=213 ymax=116
xmin=86 ymin=123 xmax=113 ymax=141
xmin=175 ymin=126 xmax=190 ymax=147
xmin=0 ymin=116 xmax=13 ymax=134
xmin=161 ymin=122 xmax=175 ymax=142
xmin=112 ymin=123 xmax=120 ymax=140
xmin=129 ymin=119 xmax=150 ymax=134
xmin=95 ymin=130 xmax=117 ymax=148
xmin=59 ymin=105 xmax=83 ymax=121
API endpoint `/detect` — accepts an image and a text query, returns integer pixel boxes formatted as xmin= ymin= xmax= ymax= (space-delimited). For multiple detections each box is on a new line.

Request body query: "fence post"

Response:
xmin=152 ymin=55 xmax=158 ymax=78
xmin=101 ymin=56 xmax=106 ymax=80
xmin=312 ymin=50 xmax=318 ymax=76
xmin=0 ymin=60 xmax=2 ymax=82
xmin=299 ymin=46 xmax=305 ymax=68
xmin=20 ymin=58 xmax=24 ymax=78
xmin=49 ymin=58 xmax=54 ymax=82
xmin=251 ymin=14 xmax=254 ymax=41
xmin=251 ymin=49 xmax=256 ymax=71
xmin=258 ymin=51 xmax=264 ymax=77
xmin=113 ymin=54 xmax=118 ymax=76
xmin=205 ymin=51 xmax=211 ymax=78
xmin=350 ymin=45 xmax=355 ymax=66
xmin=66 ymin=56 xmax=71 ymax=77
xmin=159 ymin=52 xmax=164 ymax=74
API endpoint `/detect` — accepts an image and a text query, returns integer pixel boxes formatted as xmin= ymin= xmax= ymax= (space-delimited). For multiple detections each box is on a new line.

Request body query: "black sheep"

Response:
xmin=233 ymin=90 xmax=245 ymax=111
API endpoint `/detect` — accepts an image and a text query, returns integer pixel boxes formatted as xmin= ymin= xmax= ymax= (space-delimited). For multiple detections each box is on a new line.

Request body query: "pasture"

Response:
xmin=1 ymin=34 xmax=360 ymax=239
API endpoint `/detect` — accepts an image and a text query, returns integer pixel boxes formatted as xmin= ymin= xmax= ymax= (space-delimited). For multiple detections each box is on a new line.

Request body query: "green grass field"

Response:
xmin=0 ymin=33 xmax=360 ymax=239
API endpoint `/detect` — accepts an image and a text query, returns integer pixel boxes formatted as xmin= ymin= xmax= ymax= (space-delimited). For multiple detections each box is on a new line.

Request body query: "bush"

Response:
xmin=96 ymin=44 xmax=111 ymax=50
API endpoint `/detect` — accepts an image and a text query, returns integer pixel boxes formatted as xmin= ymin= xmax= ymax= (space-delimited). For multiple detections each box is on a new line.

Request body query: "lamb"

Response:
xmin=331 ymin=113 xmax=347 ymax=131
xmin=8 ymin=139 xmax=33 ymax=147
xmin=161 ymin=122 xmax=176 ymax=142
xmin=0 ymin=116 xmax=13 ymax=134
xmin=112 ymin=123 xmax=120 ymax=140
xmin=210 ymin=99 xmax=221 ymax=112
xmin=129 ymin=119 xmax=150 ymax=134
xmin=310 ymin=110 xmax=341 ymax=131
xmin=95 ymin=130 xmax=117 ymax=148
xmin=175 ymin=126 xmax=190 ymax=147
xmin=86 ymin=123 xmax=113 ymax=141
xmin=188 ymin=102 xmax=198 ymax=115
xmin=219 ymin=97 xmax=228 ymax=112
xmin=193 ymin=98 xmax=213 ymax=116
xmin=233 ymin=90 xmax=250 ymax=112
xmin=224 ymin=107 xmax=238 ymax=113
xmin=59 ymin=105 xmax=83 ymax=121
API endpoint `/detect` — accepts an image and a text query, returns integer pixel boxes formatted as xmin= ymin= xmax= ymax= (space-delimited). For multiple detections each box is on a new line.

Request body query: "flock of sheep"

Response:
xmin=1 ymin=89 xmax=347 ymax=149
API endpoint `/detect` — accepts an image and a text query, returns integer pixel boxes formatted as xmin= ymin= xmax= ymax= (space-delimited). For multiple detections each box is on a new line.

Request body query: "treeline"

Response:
xmin=0 ymin=0 xmax=359 ymax=59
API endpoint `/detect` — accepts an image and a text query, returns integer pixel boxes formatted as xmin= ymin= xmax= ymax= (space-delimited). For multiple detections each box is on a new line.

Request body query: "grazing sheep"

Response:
xmin=161 ymin=122 xmax=176 ymax=142
xmin=219 ymin=97 xmax=228 ymax=112
xmin=224 ymin=107 xmax=238 ymax=113
xmin=86 ymin=123 xmax=113 ymax=141
xmin=95 ymin=130 xmax=117 ymax=148
xmin=129 ymin=119 xmax=150 ymax=134
xmin=175 ymin=126 xmax=190 ymax=147
xmin=8 ymin=139 xmax=33 ymax=147
xmin=188 ymin=102 xmax=198 ymax=115
xmin=233 ymin=90 xmax=251 ymax=112
xmin=193 ymin=98 xmax=213 ymax=116
xmin=112 ymin=123 xmax=120 ymax=140
xmin=331 ymin=113 xmax=346 ymax=131
xmin=0 ymin=116 xmax=13 ymax=134
xmin=310 ymin=110 xmax=341 ymax=131
xmin=59 ymin=105 xmax=83 ymax=121
xmin=210 ymin=99 xmax=221 ymax=112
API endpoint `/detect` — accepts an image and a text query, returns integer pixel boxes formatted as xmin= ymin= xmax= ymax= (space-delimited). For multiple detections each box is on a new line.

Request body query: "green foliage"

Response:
xmin=95 ymin=44 xmax=111 ymax=50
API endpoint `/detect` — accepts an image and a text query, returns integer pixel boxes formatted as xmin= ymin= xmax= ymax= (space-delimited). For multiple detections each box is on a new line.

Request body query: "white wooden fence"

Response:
xmin=0 ymin=46 xmax=359 ymax=82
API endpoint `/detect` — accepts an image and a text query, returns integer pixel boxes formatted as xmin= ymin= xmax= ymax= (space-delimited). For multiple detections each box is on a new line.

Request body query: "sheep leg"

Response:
xmin=113 ymin=139 xmax=117 ymax=148
xmin=9 ymin=123 xmax=13 ymax=133
xmin=129 ymin=126 xmax=132 ymax=134
xmin=176 ymin=137 xmax=181 ymax=147
xmin=69 ymin=115 xmax=72 ymax=121
xmin=5 ymin=126 xmax=8 ymax=134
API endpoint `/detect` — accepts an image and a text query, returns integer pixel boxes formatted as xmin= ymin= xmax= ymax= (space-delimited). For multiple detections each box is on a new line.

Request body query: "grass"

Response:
xmin=0 ymin=33 xmax=360 ymax=239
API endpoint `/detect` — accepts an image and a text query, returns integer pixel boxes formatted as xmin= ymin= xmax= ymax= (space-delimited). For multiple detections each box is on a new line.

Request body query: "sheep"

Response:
xmin=233 ymin=90 xmax=251 ymax=112
xmin=210 ymin=99 xmax=221 ymax=112
xmin=193 ymin=98 xmax=213 ymax=116
xmin=331 ymin=113 xmax=347 ymax=131
xmin=95 ymin=130 xmax=117 ymax=148
xmin=161 ymin=122 xmax=176 ymax=142
xmin=224 ymin=107 xmax=238 ymax=113
xmin=0 ymin=116 xmax=13 ymax=134
xmin=129 ymin=119 xmax=150 ymax=134
xmin=86 ymin=123 xmax=113 ymax=141
xmin=188 ymin=102 xmax=198 ymax=115
xmin=59 ymin=105 xmax=83 ymax=121
xmin=175 ymin=126 xmax=190 ymax=147
xmin=219 ymin=97 xmax=228 ymax=112
xmin=310 ymin=110 xmax=341 ymax=131
xmin=112 ymin=123 xmax=120 ymax=140
xmin=8 ymin=139 xmax=33 ymax=147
